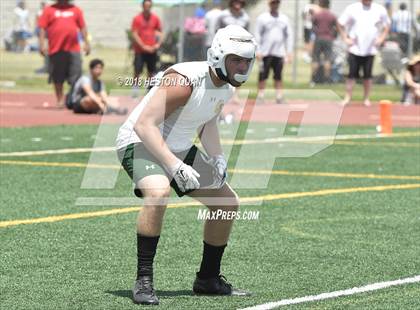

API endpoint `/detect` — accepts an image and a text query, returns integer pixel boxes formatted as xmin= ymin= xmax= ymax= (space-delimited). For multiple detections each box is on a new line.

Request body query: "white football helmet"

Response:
xmin=207 ymin=25 xmax=257 ymax=86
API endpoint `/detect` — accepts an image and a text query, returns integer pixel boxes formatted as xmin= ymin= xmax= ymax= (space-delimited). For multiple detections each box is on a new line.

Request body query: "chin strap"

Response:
xmin=215 ymin=68 xmax=237 ymax=86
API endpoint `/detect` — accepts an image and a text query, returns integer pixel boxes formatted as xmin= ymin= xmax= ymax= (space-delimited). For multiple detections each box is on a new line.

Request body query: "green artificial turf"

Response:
xmin=0 ymin=123 xmax=419 ymax=309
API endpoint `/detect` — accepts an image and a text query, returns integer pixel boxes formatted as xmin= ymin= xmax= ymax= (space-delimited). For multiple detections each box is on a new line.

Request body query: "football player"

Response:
xmin=116 ymin=25 xmax=256 ymax=305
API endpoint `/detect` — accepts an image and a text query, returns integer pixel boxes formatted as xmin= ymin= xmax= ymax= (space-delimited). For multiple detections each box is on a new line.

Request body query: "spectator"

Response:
xmin=385 ymin=0 xmax=393 ymax=18
xmin=131 ymin=0 xmax=163 ymax=81
xmin=403 ymin=54 xmax=420 ymax=105
xmin=216 ymin=0 xmax=249 ymax=31
xmin=70 ymin=59 xmax=127 ymax=114
xmin=301 ymin=0 xmax=319 ymax=63
xmin=311 ymin=0 xmax=337 ymax=84
xmin=204 ymin=0 xmax=223 ymax=53
xmin=255 ymin=0 xmax=293 ymax=104
xmin=13 ymin=0 xmax=31 ymax=52
xmin=216 ymin=0 xmax=249 ymax=106
xmin=184 ymin=7 xmax=207 ymax=61
xmin=38 ymin=0 xmax=90 ymax=109
xmin=338 ymin=0 xmax=390 ymax=106
xmin=391 ymin=3 xmax=414 ymax=56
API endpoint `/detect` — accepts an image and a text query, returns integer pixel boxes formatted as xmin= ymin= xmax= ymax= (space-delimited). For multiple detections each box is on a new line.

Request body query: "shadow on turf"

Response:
xmin=107 ymin=290 xmax=194 ymax=300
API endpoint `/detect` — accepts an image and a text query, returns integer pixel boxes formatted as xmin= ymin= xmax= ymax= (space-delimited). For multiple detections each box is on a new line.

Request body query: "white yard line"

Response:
xmin=238 ymin=275 xmax=420 ymax=310
xmin=0 ymin=132 xmax=418 ymax=157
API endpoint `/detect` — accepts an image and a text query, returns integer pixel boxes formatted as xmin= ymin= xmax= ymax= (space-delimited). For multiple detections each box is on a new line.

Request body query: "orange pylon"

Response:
xmin=379 ymin=100 xmax=392 ymax=134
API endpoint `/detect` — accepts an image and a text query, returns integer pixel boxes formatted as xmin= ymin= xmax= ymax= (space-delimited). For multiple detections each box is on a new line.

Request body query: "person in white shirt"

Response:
xmin=204 ymin=0 xmax=223 ymax=52
xmin=301 ymin=0 xmax=320 ymax=63
xmin=13 ymin=0 xmax=31 ymax=52
xmin=216 ymin=0 xmax=249 ymax=31
xmin=338 ymin=0 xmax=390 ymax=106
xmin=391 ymin=3 xmax=414 ymax=55
xmin=255 ymin=0 xmax=293 ymax=104
xmin=116 ymin=25 xmax=256 ymax=305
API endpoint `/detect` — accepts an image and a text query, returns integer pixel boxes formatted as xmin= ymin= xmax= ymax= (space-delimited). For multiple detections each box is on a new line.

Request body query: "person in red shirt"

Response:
xmin=131 ymin=0 xmax=163 ymax=81
xmin=38 ymin=0 xmax=90 ymax=108
xmin=311 ymin=0 xmax=338 ymax=84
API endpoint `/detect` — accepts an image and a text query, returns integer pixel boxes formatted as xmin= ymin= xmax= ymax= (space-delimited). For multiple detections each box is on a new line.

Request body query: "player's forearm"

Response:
xmin=199 ymin=121 xmax=223 ymax=157
xmin=132 ymin=32 xmax=146 ymax=49
xmin=156 ymin=31 xmax=163 ymax=45
xmin=80 ymin=27 xmax=89 ymax=43
xmin=405 ymin=72 xmax=419 ymax=89
xmin=135 ymin=124 xmax=179 ymax=168
xmin=337 ymin=24 xmax=348 ymax=41
xmin=378 ymin=25 xmax=390 ymax=43
xmin=39 ymin=28 xmax=46 ymax=47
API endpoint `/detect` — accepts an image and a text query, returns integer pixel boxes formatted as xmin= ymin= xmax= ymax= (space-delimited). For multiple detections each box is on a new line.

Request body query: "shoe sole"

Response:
xmin=193 ymin=290 xmax=252 ymax=297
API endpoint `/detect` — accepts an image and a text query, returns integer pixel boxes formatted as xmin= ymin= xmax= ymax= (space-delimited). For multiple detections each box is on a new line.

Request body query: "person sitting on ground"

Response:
xmin=70 ymin=59 xmax=127 ymax=114
xmin=403 ymin=54 xmax=420 ymax=105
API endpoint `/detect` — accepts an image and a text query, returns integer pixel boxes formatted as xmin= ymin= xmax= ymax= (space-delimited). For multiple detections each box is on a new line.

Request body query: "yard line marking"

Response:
xmin=0 ymin=160 xmax=121 ymax=169
xmin=1 ymin=183 xmax=419 ymax=228
xmin=238 ymin=183 xmax=420 ymax=204
xmin=0 ymin=131 xmax=419 ymax=157
xmin=238 ymin=275 xmax=420 ymax=310
xmin=0 ymin=147 xmax=114 ymax=157
xmin=2 ymin=160 xmax=420 ymax=181
xmin=326 ymin=141 xmax=420 ymax=148
xmin=232 ymin=169 xmax=420 ymax=181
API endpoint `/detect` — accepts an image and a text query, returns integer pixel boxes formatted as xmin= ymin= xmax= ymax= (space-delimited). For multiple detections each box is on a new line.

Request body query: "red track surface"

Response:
xmin=1 ymin=92 xmax=419 ymax=128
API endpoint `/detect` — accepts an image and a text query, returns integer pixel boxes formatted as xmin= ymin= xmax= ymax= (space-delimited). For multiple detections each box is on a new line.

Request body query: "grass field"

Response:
xmin=0 ymin=48 xmax=403 ymax=102
xmin=1 ymin=122 xmax=419 ymax=309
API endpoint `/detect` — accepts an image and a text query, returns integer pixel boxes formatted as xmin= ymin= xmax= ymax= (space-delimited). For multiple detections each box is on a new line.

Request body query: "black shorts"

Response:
xmin=347 ymin=53 xmax=375 ymax=79
xmin=48 ymin=51 xmax=82 ymax=84
xmin=304 ymin=28 xmax=312 ymax=43
xmin=117 ymin=143 xmax=218 ymax=198
xmin=134 ymin=52 xmax=158 ymax=76
xmin=259 ymin=56 xmax=284 ymax=81
xmin=312 ymin=39 xmax=333 ymax=63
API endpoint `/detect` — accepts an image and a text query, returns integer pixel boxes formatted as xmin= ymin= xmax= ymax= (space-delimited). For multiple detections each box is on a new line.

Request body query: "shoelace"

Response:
xmin=218 ymin=274 xmax=233 ymax=289
xmin=139 ymin=278 xmax=155 ymax=294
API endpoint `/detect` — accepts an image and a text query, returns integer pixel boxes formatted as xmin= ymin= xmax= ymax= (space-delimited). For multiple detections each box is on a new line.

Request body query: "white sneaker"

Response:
xmin=363 ymin=99 xmax=371 ymax=107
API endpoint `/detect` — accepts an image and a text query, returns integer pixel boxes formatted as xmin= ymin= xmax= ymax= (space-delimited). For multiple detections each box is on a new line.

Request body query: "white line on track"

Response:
xmin=0 ymin=132 xmax=418 ymax=157
xmin=238 ymin=275 xmax=420 ymax=310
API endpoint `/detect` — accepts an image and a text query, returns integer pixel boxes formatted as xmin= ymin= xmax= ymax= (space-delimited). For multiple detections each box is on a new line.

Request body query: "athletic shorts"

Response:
xmin=312 ymin=39 xmax=333 ymax=63
xmin=117 ymin=143 xmax=218 ymax=198
xmin=347 ymin=53 xmax=375 ymax=80
xmin=134 ymin=52 xmax=158 ymax=76
xmin=304 ymin=28 xmax=312 ymax=43
xmin=48 ymin=51 xmax=82 ymax=84
xmin=259 ymin=56 xmax=284 ymax=81
xmin=72 ymin=97 xmax=99 ymax=114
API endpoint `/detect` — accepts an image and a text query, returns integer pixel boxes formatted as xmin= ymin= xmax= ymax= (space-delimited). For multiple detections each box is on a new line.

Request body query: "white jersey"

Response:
xmin=116 ymin=61 xmax=234 ymax=153
xmin=255 ymin=12 xmax=293 ymax=57
xmin=338 ymin=2 xmax=390 ymax=56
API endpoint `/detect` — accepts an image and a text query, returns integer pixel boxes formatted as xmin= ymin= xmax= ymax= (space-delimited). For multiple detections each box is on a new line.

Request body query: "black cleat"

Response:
xmin=193 ymin=274 xmax=251 ymax=296
xmin=132 ymin=276 xmax=159 ymax=305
